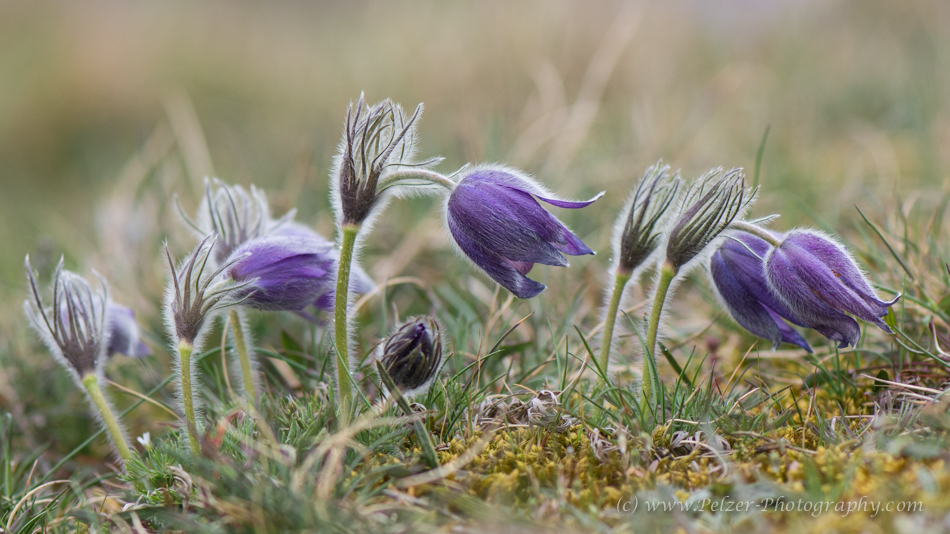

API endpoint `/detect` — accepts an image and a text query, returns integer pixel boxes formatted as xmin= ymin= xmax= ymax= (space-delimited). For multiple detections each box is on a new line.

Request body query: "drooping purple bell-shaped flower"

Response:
xmin=709 ymin=231 xmax=812 ymax=352
xmin=764 ymin=229 xmax=899 ymax=348
xmin=268 ymin=222 xmax=375 ymax=311
xmin=226 ymin=234 xmax=338 ymax=312
xmin=445 ymin=166 xmax=602 ymax=299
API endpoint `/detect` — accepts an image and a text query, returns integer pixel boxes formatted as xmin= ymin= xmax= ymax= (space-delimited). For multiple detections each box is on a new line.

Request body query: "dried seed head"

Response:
xmin=666 ymin=168 xmax=756 ymax=270
xmin=377 ymin=317 xmax=443 ymax=398
xmin=614 ymin=161 xmax=681 ymax=273
xmin=332 ymin=94 xmax=440 ymax=227
xmin=24 ymin=257 xmax=108 ymax=377
xmin=164 ymin=235 xmax=254 ymax=345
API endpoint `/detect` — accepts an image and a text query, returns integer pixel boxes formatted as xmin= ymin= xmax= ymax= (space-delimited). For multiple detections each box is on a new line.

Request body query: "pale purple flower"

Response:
xmin=106 ymin=304 xmax=151 ymax=358
xmin=271 ymin=222 xmax=376 ymax=311
xmin=445 ymin=167 xmax=602 ymax=299
xmin=764 ymin=229 xmax=899 ymax=348
xmin=225 ymin=234 xmax=337 ymax=312
xmin=709 ymin=232 xmax=811 ymax=352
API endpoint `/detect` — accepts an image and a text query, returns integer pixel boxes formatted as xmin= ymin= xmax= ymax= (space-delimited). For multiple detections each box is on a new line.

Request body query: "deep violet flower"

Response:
xmin=709 ymin=231 xmax=812 ymax=352
xmin=445 ymin=166 xmax=603 ymax=299
xmin=106 ymin=304 xmax=151 ymax=358
xmin=764 ymin=229 xmax=899 ymax=348
xmin=377 ymin=317 xmax=443 ymax=398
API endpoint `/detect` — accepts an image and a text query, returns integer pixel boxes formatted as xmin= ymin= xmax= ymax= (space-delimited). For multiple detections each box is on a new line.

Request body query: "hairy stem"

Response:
xmin=728 ymin=220 xmax=783 ymax=247
xmin=178 ymin=341 xmax=202 ymax=461
xmin=334 ymin=224 xmax=359 ymax=413
xmin=378 ymin=169 xmax=457 ymax=191
xmin=229 ymin=310 xmax=256 ymax=406
xmin=642 ymin=262 xmax=678 ymax=408
xmin=598 ymin=270 xmax=631 ymax=374
xmin=81 ymin=373 xmax=133 ymax=464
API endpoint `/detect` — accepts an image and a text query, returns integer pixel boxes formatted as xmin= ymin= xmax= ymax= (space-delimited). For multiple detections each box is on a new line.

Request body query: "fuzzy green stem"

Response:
xmin=642 ymin=262 xmax=678 ymax=408
xmin=334 ymin=224 xmax=359 ymax=412
xmin=728 ymin=220 xmax=783 ymax=247
xmin=81 ymin=373 xmax=132 ymax=463
xmin=178 ymin=341 xmax=202 ymax=461
xmin=598 ymin=270 xmax=631 ymax=374
xmin=376 ymin=362 xmax=439 ymax=468
xmin=229 ymin=310 xmax=256 ymax=406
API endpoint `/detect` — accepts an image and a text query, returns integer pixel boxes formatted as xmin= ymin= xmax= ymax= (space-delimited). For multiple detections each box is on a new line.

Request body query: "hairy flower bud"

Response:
xmin=614 ymin=162 xmax=680 ymax=273
xmin=666 ymin=168 xmax=756 ymax=270
xmin=377 ymin=317 xmax=444 ymax=398
xmin=445 ymin=166 xmax=602 ymax=298
xmin=764 ymin=229 xmax=899 ymax=348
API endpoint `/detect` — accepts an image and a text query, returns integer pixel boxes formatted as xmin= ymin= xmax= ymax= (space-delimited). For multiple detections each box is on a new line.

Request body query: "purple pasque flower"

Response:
xmin=106 ymin=304 xmax=151 ymax=358
xmin=266 ymin=222 xmax=375 ymax=312
xmin=764 ymin=229 xmax=899 ymax=348
xmin=709 ymin=231 xmax=812 ymax=352
xmin=225 ymin=234 xmax=338 ymax=312
xmin=445 ymin=166 xmax=603 ymax=299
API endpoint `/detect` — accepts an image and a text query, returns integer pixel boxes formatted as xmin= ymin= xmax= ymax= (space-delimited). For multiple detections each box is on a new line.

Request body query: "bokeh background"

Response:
xmin=1 ymin=0 xmax=949 ymax=454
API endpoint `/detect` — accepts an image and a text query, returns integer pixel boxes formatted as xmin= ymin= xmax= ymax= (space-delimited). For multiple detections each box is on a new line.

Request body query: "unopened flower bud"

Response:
xmin=377 ymin=317 xmax=444 ymax=398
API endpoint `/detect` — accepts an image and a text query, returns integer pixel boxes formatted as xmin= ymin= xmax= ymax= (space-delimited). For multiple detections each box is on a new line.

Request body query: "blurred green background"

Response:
xmin=1 ymin=0 xmax=947 ymax=323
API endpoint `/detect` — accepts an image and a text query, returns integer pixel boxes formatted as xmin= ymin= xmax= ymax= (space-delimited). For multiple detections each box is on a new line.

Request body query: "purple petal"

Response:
xmin=719 ymin=233 xmax=808 ymax=328
xmin=765 ymin=245 xmax=862 ymax=348
xmin=448 ymin=212 xmax=545 ymax=298
xmin=473 ymin=169 xmax=603 ymax=209
xmin=779 ymin=232 xmax=895 ymax=333
xmin=710 ymin=245 xmax=811 ymax=352
xmin=228 ymin=235 xmax=337 ymax=311
xmin=449 ymin=180 xmax=570 ymax=266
